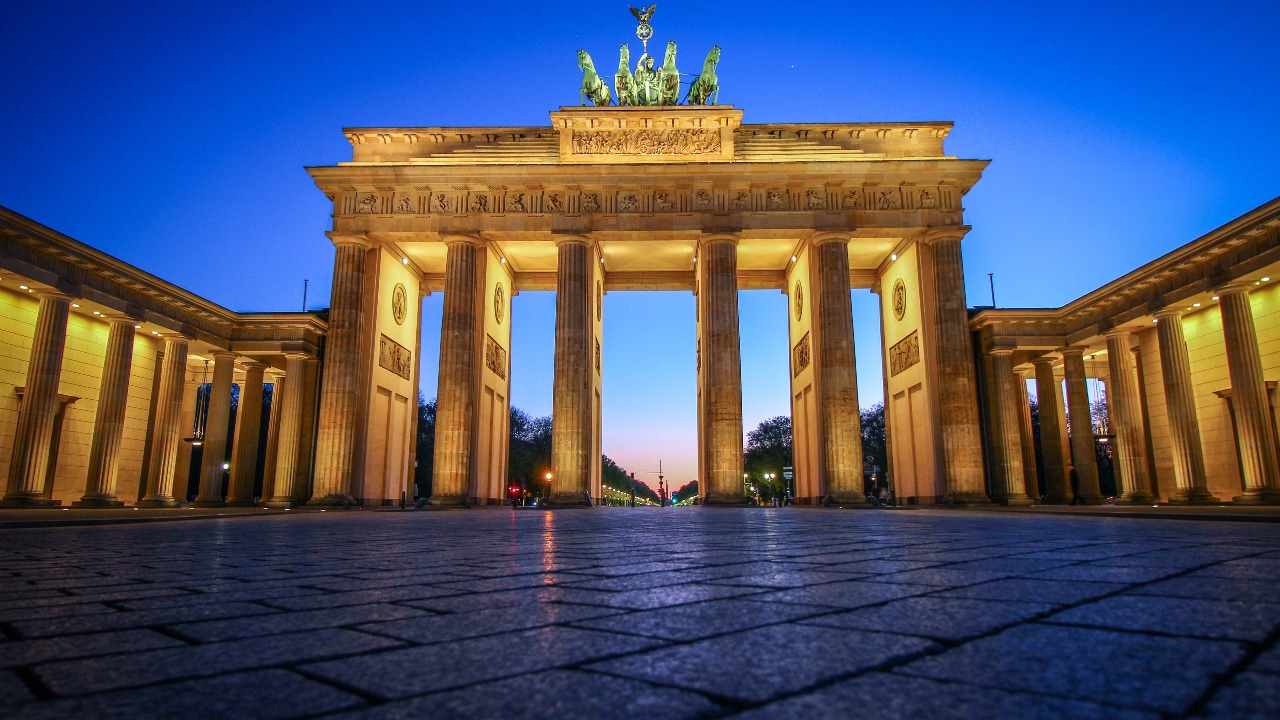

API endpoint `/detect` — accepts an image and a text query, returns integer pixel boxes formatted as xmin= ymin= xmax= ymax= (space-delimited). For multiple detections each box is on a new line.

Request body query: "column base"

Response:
xmin=0 ymin=495 xmax=62 ymax=508
xmin=136 ymin=497 xmax=180 ymax=508
xmin=1233 ymin=489 xmax=1280 ymax=505
xmin=546 ymin=492 xmax=593 ymax=507
xmin=72 ymin=497 xmax=125 ymax=508
xmin=702 ymin=494 xmax=751 ymax=506
xmin=1117 ymin=492 xmax=1156 ymax=504
xmin=1042 ymin=494 xmax=1072 ymax=505
xmin=944 ymin=492 xmax=993 ymax=507
xmin=306 ymin=494 xmax=353 ymax=507
xmin=189 ymin=499 xmax=226 ymax=508
xmin=262 ymin=499 xmax=296 ymax=508
xmin=224 ymin=500 xmax=258 ymax=507
xmin=424 ymin=494 xmax=470 ymax=508
xmin=1168 ymin=489 xmax=1221 ymax=504
xmin=1000 ymin=494 xmax=1035 ymax=506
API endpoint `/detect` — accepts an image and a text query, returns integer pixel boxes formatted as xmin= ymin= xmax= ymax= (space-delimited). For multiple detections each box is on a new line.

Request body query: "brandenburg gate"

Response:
xmin=304 ymin=98 xmax=991 ymax=507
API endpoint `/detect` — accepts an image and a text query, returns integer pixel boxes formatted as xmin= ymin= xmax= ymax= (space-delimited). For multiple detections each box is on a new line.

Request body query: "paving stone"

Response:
xmin=35 ymin=628 xmax=401 ymax=696
xmin=935 ymin=577 xmax=1125 ymax=605
xmin=1201 ymin=672 xmax=1280 ymax=719
xmin=1126 ymin=576 xmax=1280 ymax=604
xmin=590 ymin=624 xmax=937 ymax=703
xmin=10 ymin=601 xmax=279 ymax=639
xmin=300 ymin=626 xmax=664 ymax=700
xmin=574 ymin=598 xmax=833 ymax=641
xmin=0 ymin=669 xmax=35 ymax=707
xmin=1250 ymin=643 xmax=1280 ymax=673
xmin=1045 ymin=595 xmax=1280 ymax=642
xmin=553 ymin=582 xmax=763 ymax=609
xmin=897 ymin=623 xmax=1245 ymax=714
xmin=265 ymin=584 xmax=463 ymax=611
xmin=800 ymin=596 xmax=1057 ymax=641
xmin=734 ymin=671 xmax=1157 ymax=720
xmin=704 ymin=570 xmax=862 ymax=588
xmin=1021 ymin=565 xmax=1183 ymax=584
xmin=0 ymin=629 xmax=183 ymax=668
xmin=172 ymin=603 xmax=430 ymax=642
xmin=753 ymin=579 xmax=934 ymax=609
xmin=357 ymin=602 xmax=623 ymax=644
xmin=327 ymin=669 xmax=718 ymax=720
xmin=9 ymin=668 xmax=365 ymax=719
xmin=1190 ymin=557 xmax=1280 ymax=580
xmin=859 ymin=567 xmax=1012 ymax=587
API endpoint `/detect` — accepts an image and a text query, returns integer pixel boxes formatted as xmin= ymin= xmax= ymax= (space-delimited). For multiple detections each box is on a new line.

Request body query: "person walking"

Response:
xmin=1069 ymin=464 xmax=1083 ymax=506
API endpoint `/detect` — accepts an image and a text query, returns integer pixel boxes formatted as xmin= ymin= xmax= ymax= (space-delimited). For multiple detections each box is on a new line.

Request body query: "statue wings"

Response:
xmin=629 ymin=4 xmax=656 ymax=22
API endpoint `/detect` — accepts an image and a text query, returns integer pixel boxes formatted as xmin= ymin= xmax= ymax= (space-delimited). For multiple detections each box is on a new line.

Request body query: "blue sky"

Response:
xmin=2 ymin=1 xmax=1277 ymax=488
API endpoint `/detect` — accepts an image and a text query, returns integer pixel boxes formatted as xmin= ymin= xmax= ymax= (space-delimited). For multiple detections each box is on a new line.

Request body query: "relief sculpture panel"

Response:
xmin=889 ymin=331 xmax=920 ymax=377
xmin=379 ymin=334 xmax=413 ymax=380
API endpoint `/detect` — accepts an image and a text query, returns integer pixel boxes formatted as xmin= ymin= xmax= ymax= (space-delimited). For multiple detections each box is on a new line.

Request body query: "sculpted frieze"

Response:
xmin=570 ymin=128 xmax=722 ymax=156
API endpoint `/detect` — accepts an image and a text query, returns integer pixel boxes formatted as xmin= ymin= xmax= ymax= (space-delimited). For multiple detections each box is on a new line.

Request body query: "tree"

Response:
xmin=670 ymin=480 xmax=699 ymax=504
xmin=860 ymin=404 xmax=887 ymax=490
xmin=745 ymin=416 xmax=791 ymax=500
xmin=414 ymin=394 xmax=435 ymax=498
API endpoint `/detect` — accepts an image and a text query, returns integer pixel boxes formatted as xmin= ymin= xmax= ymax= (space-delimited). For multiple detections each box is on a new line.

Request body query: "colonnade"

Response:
xmin=986 ymin=280 xmax=1280 ymax=504
xmin=1 ymin=291 xmax=318 ymax=508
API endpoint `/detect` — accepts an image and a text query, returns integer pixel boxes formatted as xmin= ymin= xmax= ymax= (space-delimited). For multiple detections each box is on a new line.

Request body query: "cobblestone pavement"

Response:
xmin=0 ymin=508 xmax=1277 ymax=719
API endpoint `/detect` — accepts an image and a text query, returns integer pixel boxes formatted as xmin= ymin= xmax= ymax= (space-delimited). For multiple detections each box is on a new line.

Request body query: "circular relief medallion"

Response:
xmin=793 ymin=282 xmax=804 ymax=321
xmin=391 ymin=283 xmax=407 ymax=325
xmin=493 ymin=282 xmax=505 ymax=324
xmin=892 ymin=278 xmax=907 ymax=321
xmin=596 ymin=280 xmax=603 ymax=321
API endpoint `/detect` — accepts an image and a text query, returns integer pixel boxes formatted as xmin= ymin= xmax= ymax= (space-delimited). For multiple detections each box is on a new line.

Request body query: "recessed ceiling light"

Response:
xmin=1192 ymin=303 xmax=1201 ymax=307
xmin=151 ymin=331 xmax=159 ymax=335
xmin=1263 ymin=277 xmax=1271 ymax=282
xmin=401 ymin=257 xmax=408 ymax=265
xmin=92 ymin=311 xmax=101 ymax=315
xmin=1212 ymin=296 xmax=1220 ymax=301
xmin=890 ymin=254 xmax=898 ymax=261
xmin=135 ymin=325 xmax=142 ymax=329
xmin=71 ymin=303 xmax=80 ymax=308
xmin=600 ymin=258 xmax=605 ymax=263
xmin=18 ymin=285 xmax=27 ymax=290
xmin=791 ymin=255 xmax=797 ymax=262
xmin=499 ymin=257 xmax=506 ymax=264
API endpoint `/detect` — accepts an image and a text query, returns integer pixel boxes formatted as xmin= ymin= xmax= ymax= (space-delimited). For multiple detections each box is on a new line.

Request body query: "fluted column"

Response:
xmin=138 ymin=336 xmax=191 ymax=507
xmin=700 ymin=235 xmax=748 ymax=505
xmin=1061 ymin=347 xmax=1103 ymax=502
xmin=1015 ymin=370 xmax=1040 ymax=499
xmin=309 ymin=235 xmax=371 ymax=505
xmin=1033 ymin=359 xmax=1070 ymax=503
xmin=1155 ymin=310 xmax=1218 ymax=502
xmin=991 ymin=350 xmax=1033 ymax=505
xmin=549 ymin=237 xmax=593 ymax=506
xmin=191 ymin=352 xmax=237 ymax=507
xmin=814 ymin=235 xmax=864 ymax=501
xmin=2 ymin=292 xmax=72 ymax=507
xmin=1218 ymin=285 xmax=1280 ymax=503
xmin=1105 ymin=330 xmax=1154 ymax=503
xmin=226 ymin=361 xmax=266 ymax=505
xmin=259 ymin=370 xmax=285 ymax=503
xmin=926 ymin=231 xmax=988 ymax=504
xmin=75 ymin=317 xmax=137 ymax=507
xmin=265 ymin=353 xmax=309 ymax=507
xmin=429 ymin=237 xmax=483 ymax=505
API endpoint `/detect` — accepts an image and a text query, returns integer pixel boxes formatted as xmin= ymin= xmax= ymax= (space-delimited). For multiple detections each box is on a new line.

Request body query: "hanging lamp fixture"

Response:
xmin=182 ymin=359 xmax=210 ymax=446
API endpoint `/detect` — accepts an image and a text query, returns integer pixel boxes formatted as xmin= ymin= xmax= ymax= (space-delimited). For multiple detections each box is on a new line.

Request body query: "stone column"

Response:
xmin=2 ymin=292 xmax=72 ymax=507
xmin=259 ymin=369 xmax=285 ymax=503
xmin=226 ymin=361 xmax=266 ymax=505
xmin=1015 ymin=370 xmax=1040 ymax=499
xmin=1061 ymin=347 xmax=1103 ymax=502
xmin=925 ymin=231 xmax=988 ymax=504
xmin=1105 ymin=330 xmax=1155 ymax=503
xmin=1155 ymin=310 xmax=1218 ymax=502
xmin=700 ymin=235 xmax=748 ymax=505
xmin=429 ymin=237 xmax=482 ymax=505
xmin=309 ymin=235 xmax=371 ymax=505
xmin=1218 ymin=285 xmax=1280 ymax=503
xmin=265 ymin=353 xmax=309 ymax=507
xmin=138 ymin=336 xmax=191 ymax=507
xmin=814 ymin=234 xmax=864 ymax=502
xmin=1032 ymin=359 xmax=1070 ymax=503
xmin=550 ymin=237 xmax=594 ymax=506
xmin=990 ymin=350 xmax=1033 ymax=505
xmin=75 ymin=317 xmax=137 ymax=507
xmin=191 ymin=351 xmax=237 ymax=507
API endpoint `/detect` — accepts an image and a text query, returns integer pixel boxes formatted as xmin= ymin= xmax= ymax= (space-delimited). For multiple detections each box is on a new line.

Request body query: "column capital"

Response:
xmin=326 ymin=232 xmax=375 ymax=250
xmin=239 ymin=359 xmax=268 ymax=371
xmin=1214 ymin=280 xmax=1254 ymax=296
xmin=551 ymin=233 xmax=591 ymax=248
xmin=1104 ymin=327 xmax=1137 ymax=340
xmin=698 ymin=233 xmax=739 ymax=248
xmin=1056 ymin=345 xmax=1087 ymax=358
xmin=810 ymin=231 xmax=852 ymax=246
xmin=989 ymin=348 xmax=1015 ymax=357
xmin=1154 ymin=308 xmax=1184 ymax=321
xmin=209 ymin=350 xmax=238 ymax=360
xmin=441 ymin=233 xmax=485 ymax=247
xmin=282 ymin=351 xmax=313 ymax=361
xmin=33 ymin=289 xmax=73 ymax=302
xmin=102 ymin=313 xmax=142 ymax=326
xmin=921 ymin=226 xmax=972 ymax=245
xmin=265 ymin=368 xmax=286 ymax=381
xmin=1031 ymin=356 xmax=1058 ymax=368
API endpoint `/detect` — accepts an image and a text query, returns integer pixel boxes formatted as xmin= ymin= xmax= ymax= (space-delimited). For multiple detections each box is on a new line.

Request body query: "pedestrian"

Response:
xmin=1069 ymin=464 xmax=1083 ymax=506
